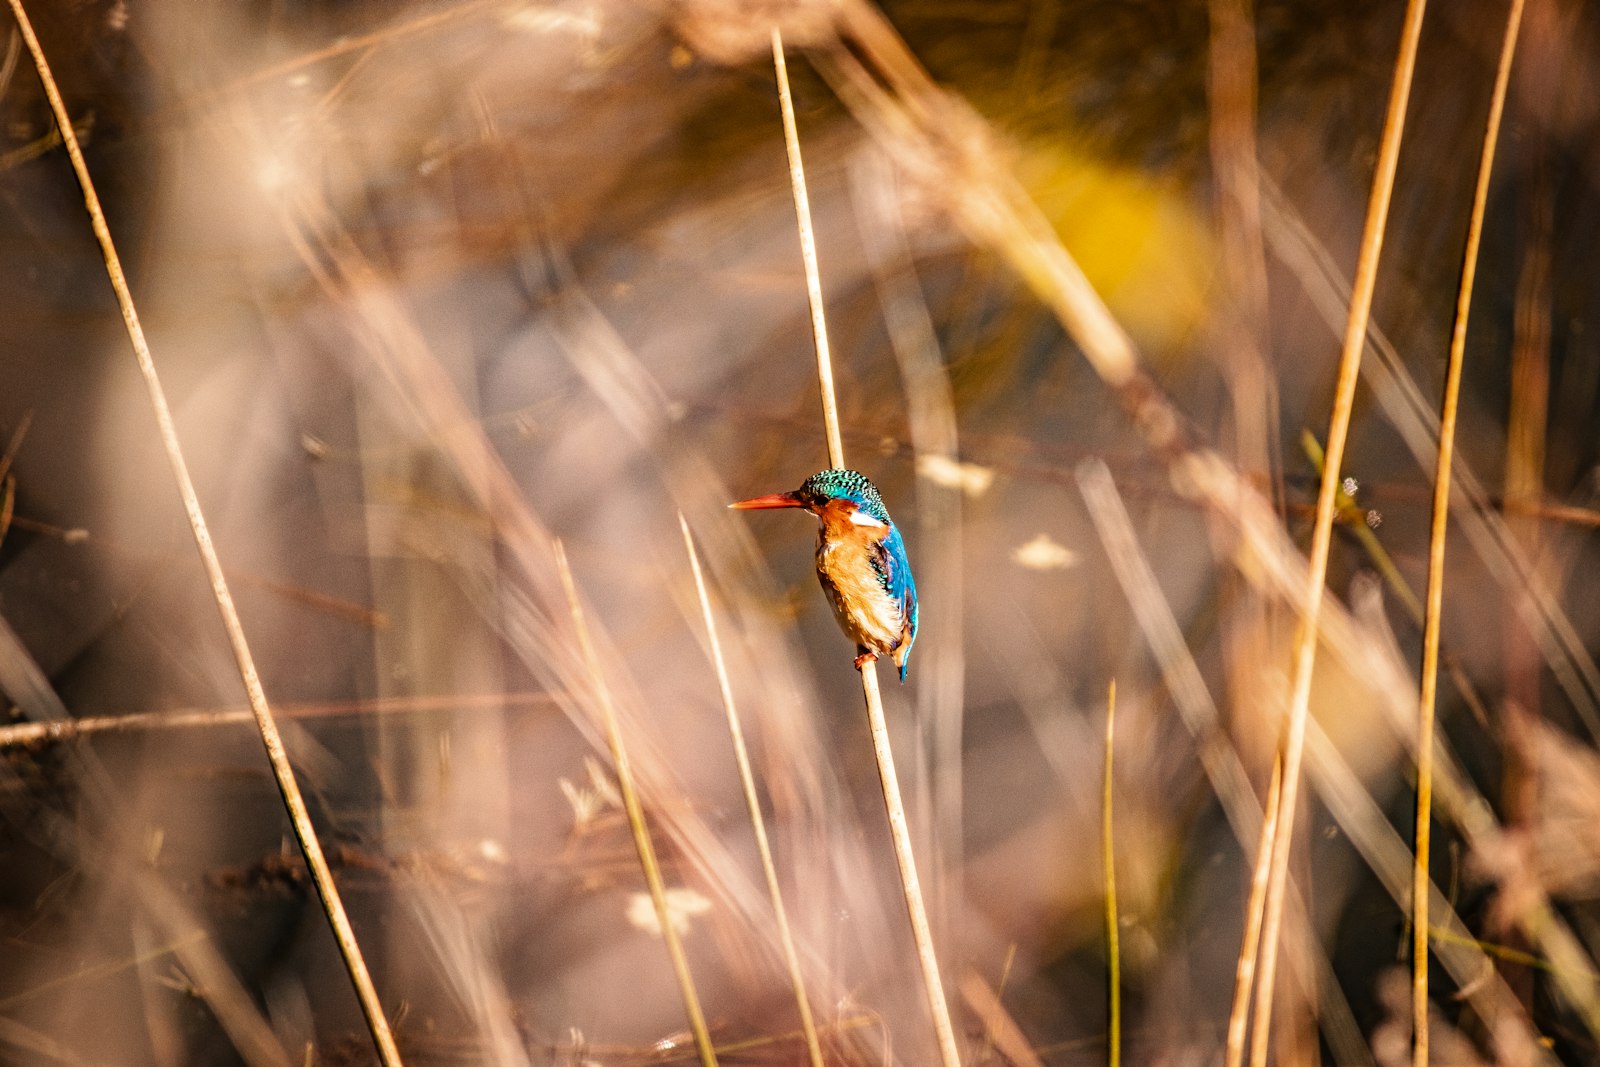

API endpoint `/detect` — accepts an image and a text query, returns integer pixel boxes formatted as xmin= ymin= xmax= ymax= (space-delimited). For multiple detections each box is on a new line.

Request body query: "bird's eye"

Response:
xmin=847 ymin=509 xmax=886 ymax=528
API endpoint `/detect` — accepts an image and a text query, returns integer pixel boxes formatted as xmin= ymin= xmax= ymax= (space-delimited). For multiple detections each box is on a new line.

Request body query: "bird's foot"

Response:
xmin=853 ymin=650 xmax=878 ymax=671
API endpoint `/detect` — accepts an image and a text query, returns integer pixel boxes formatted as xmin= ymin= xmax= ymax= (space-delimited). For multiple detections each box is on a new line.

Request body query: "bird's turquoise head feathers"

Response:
xmin=793 ymin=469 xmax=892 ymax=524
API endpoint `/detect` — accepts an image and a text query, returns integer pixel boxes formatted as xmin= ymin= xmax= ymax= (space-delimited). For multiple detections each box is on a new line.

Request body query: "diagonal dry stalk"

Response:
xmin=1242 ymin=2 xmax=1429 ymax=1062
xmin=0 ymin=691 xmax=558 ymax=749
xmin=1416 ymin=0 xmax=1527 ymax=1057
xmin=679 ymin=515 xmax=825 ymax=1067
xmin=774 ymin=26 xmax=963 ymax=1067
xmin=959 ymin=969 xmax=1045 ymax=1067
xmin=1 ymin=2 xmax=402 ymax=1063
xmin=554 ymin=541 xmax=718 ymax=1067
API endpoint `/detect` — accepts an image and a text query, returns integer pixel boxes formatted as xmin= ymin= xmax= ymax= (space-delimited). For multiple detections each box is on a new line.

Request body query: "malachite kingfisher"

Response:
xmin=731 ymin=468 xmax=919 ymax=682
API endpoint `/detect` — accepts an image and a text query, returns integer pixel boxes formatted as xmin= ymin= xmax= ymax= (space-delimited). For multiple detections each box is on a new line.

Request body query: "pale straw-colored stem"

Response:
xmin=0 ymin=691 xmax=555 ymax=749
xmin=1225 ymin=759 xmax=1282 ymax=1067
xmin=774 ymin=26 xmax=963 ymax=1067
xmin=1247 ymin=2 xmax=1429 ymax=1063
xmin=774 ymin=27 xmax=845 ymax=471
xmin=2 ymin=2 xmax=401 ymax=1062
xmin=958 ymin=969 xmax=1045 ymax=1067
xmin=679 ymin=515 xmax=825 ymax=1067
xmin=554 ymin=542 xmax=718 ymax=1067
xmin=1415 ymin=1 xmax=1525 ymax=1060
xmin=863 ymin=663 xmax=963 ymax=1067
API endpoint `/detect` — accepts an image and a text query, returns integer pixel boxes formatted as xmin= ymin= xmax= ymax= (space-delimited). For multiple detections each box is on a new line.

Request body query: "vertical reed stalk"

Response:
xmin=679 ymin=515 xmax=825 ymax=1067
xmin=774 ymin=26 xmax=963 ymax=1067
xmin=3 ymin=3 xmax=402 ymax=1063
xmin=862 ymin=663 xmax=962 ymax=1066
xmin=1103 ymin=679 xmax=1121 ymax=1067
xmin=1415 ymin=1 xmax=1526 ymax=1060
xmin=1245 ymin=3 xmax=1429 ymax=1063
xmin=554 ymin=541 xmax=718 ymax=1067
xmin=774 ymin=28 xmax=845 ymax=469
xmin=1225 ymin=760 xmax=1282 ymax=1067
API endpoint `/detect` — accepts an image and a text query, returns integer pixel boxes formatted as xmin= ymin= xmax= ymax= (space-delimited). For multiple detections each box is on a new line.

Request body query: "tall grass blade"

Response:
xmin=1103 ymin=679 xmax=1120 ymax=1067
xmin=775 ymin=25 xmax=963 ymax=1067
xmin=1416 ymin=1 xmax=1527 ymax=1058
xmin=1 ymin=2 xmax=402 ymax=1062
xmin=679 ymin=514 xmax=825 ymax=1067
xmin=1248 ymin=3 xmax=1429 ymax=1062
xmin=774 ymin=27 xmax=844 ymax=472
xmin=553 ymin=541 xmax=718 ymax=1067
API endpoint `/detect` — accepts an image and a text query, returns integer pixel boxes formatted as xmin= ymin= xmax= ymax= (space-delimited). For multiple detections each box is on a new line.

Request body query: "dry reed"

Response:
xmin=774 ymin=24 xmax=963 ymax=1067
xmin=5 ymin=3 xmax=1598 ymax=1064
xmin=1102 ymin=678 xmax=1120 ymax=1067
xmin=679 ymin=514 xmax=825 ymax=1067
xmin=1242 ymin=3 xmax=1429 ymax=1062
xmin=555 ymin=540 xmax=718 ymax=1067
xmin=1 ymin=1 xmax=402 ymax=1062
xmin=1414 ymin=0 xmax=1526 ymax=1058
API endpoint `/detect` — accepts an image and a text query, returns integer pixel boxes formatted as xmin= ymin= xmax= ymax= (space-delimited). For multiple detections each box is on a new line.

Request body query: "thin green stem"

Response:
xmin=1103 ymin=679 xmax=1121 ymax=1067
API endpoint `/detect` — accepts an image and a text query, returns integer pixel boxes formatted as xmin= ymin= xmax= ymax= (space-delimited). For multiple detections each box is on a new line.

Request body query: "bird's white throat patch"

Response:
xmin=847 ymin=509 xmax=887 ymax=528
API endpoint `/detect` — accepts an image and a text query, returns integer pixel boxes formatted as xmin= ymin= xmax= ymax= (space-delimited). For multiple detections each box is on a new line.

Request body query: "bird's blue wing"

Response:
xmin=868 ymin=527 xmax=911 ymax=602
xmin=873 ymin=524 xmax=919 ymax=680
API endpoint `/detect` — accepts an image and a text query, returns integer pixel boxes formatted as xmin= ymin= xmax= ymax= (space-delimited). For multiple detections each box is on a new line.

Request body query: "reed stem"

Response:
xmin=679 ymin=515 xmax=825 ymax=1067
xmin=1415 ymin=0 xmax=1526 ymax=1059
xmin=774 ymin=28 xmax=844 ymax=471
xmin=554 ymin=542 xmax=718 ymax=1067
xmin=775 ymin=26 xmax=962 ymax=1066
xmin=1103 ymin=679 xmax=1121 ymax=1067
xmin=1247 ymin=3 xmax=1429 ymax=1062
xmin=3 ymin=2 xmax=401 ymax=1061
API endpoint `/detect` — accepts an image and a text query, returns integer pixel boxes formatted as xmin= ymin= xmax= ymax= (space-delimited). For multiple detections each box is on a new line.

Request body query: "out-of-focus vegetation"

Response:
xmin=1 ymin=0 xmax=1598 ymax=1063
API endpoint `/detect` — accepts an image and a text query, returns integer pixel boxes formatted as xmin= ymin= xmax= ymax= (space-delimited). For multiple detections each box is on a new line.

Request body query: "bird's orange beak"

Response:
xmin=729 ymin=492 xmax=806 ymax=510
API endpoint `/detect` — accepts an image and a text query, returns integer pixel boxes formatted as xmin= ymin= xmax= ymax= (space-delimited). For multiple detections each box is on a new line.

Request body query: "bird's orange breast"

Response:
xmin=813 ymin=501 xmax=905 ymax=656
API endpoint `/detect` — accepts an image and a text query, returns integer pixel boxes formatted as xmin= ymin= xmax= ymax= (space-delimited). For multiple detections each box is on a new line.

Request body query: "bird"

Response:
xmin=731 ymin=468 xmax=919 ymax=682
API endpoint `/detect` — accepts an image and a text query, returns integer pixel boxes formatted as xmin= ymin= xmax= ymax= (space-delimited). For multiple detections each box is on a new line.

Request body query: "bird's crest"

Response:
xmin=796 ymin=469 xmax=891 ymax=524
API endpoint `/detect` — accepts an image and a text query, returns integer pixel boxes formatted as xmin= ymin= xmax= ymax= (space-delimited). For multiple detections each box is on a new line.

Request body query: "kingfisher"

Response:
xmin=731 ymin=468 xmax=919 ymax=682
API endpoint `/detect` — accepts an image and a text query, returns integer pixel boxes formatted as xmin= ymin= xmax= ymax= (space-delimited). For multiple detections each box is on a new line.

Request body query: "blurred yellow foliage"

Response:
xmin=1013 ymin=137 xmax=1215 ymax=356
